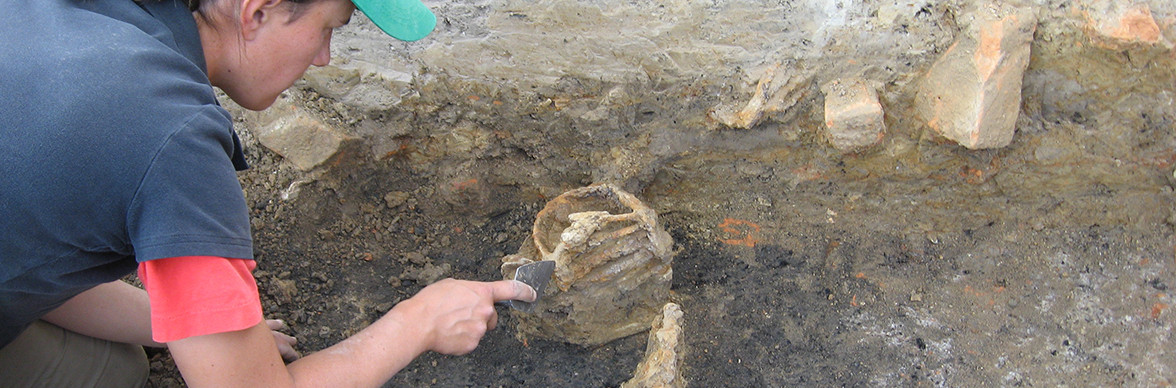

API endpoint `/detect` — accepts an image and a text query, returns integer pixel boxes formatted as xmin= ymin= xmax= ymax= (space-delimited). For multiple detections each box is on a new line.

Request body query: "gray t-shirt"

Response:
xmin=0 ymin=0 xmax=253 ymax=346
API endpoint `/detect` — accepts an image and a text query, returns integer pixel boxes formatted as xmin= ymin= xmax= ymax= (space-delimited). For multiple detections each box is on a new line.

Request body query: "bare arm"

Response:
xmin=169 ymin=279 xmax=536 ymax=388
xmin=42 ymin=280 xmax=163 ymax=347
xmin=41 ymin=280 xmax=301 ymax=361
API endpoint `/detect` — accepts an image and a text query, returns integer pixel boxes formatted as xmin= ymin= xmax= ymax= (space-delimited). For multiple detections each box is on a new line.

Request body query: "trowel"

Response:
xmin=497 ymin=260 xmax=555 ymax=313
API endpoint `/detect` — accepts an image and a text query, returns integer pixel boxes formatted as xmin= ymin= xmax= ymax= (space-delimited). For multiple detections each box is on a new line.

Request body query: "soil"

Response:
xmin=144 ymin=97 xmax=1176 ymax=386
xmin=142 ymin=4 xmax=1176 ymax=384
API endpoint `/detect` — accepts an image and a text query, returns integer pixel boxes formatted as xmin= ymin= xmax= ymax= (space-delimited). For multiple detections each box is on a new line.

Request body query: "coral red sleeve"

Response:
xmin=137 ymin=256 xmax=263 ymax=343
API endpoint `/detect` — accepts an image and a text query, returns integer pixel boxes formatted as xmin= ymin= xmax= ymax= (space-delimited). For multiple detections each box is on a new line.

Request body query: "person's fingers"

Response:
xmin=487 ymin=309 xmax=499 ymax=330
xmin=273 ymin=330 xmax=297 ymax=346
xmin=279 ymin=346 xmax=300 ymax=362
xmin=266 ymin=319 xmax=288 ymax=331
xmin=271 ymin=331 xmax=300 ymax=362
xmin=488 ymin=280 xmax=537 ymax=303
xmin=263 ymin=319 xmax=300 ymax=362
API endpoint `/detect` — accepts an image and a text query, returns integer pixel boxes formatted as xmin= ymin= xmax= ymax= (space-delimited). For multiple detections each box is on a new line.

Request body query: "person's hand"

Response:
xmin=393 ymin=278 xmax=536 ymax=355
xmin=266 ymin=319 xmax=300 ymax=362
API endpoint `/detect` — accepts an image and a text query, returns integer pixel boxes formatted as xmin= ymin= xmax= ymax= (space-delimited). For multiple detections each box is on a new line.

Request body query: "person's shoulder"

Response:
xmin=0 ymin=0 xmax=233 ymax=164
xmin=13 ymin=0 xmax=213 ymax=102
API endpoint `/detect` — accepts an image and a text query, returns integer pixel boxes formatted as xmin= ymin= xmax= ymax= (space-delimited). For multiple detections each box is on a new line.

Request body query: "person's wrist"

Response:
xmin=380 ymin=300 xmax=432 ymax=356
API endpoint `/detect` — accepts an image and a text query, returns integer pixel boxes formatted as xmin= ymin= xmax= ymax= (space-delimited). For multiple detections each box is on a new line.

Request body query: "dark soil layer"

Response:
xmin=147 ymin=135 xmax=1176 ymax=386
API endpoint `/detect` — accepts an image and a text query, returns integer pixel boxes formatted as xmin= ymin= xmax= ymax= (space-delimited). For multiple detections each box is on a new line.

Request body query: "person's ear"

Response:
xmin=238 ymin=0 xmax=284 ymax=41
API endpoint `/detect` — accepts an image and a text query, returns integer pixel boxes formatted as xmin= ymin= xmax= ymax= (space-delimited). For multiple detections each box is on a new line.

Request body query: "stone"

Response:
xmin=383 ymin=191 xmax=410 ymax=209
xmin=501 ymin=184 xmax=674 ymax=346
xmin=435 ymin=173 xmax=516 ymax=218
xmin=622 ymin=303 xmax=686 ymax=388
xmin=820 ymin=78 xmax=886 ymax=152
xmin=266 ymin=278 xmax=299 ymax=305
xmin=709 ymin=63 xmax=811 ymax=130
xmin=254 ymin=101 xmax=358 ymax=170
xmin=300 ymin=65 xmax=362 ymax=100
xmin=402 ymin=262 xmax=451 ymax=285
xmin=914 ymin=2 xmax=1037 ymax=149
xmin=1081 ymin=1 xmax=1163 ymax=50
xmin=305 ymin=59 xmax=417 ymax=113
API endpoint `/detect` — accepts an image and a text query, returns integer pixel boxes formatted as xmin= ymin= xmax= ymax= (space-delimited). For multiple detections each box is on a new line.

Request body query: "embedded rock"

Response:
xmin=1081 ymin=1 xmax=1163 ymax=50
xmin=501 ymin=184 xmax=674 ymax=346
xmin=914 ymin=1 xmax=1037 ymax=149
xmin=821 ymin=78 xmax=886 ymax=152
xmin=709 ymin=63 xmax=812 ymax=130
xmin=300 ymin=65 xmax=362 ymax=100
xmin=254 ymin=99 xmax=359 ymax=170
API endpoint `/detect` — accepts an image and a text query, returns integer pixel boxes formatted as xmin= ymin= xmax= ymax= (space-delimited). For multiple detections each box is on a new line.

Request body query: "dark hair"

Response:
xmin=184 ymin=0 xmax=319 ymax=21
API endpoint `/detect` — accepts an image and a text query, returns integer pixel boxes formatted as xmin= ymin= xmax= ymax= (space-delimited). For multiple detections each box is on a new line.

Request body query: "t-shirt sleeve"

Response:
xmin=138 ymin=256 xmax=263 ymax=343
xmin=127 ymin=108 xmax=254 ymax=263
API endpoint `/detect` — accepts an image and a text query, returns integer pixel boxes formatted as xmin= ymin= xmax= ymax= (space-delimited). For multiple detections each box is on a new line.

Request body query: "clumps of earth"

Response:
xmin=387 ymin=251 xmax=451 ymax=287
xmin=378 ymin=191 xmax=455 ymax=286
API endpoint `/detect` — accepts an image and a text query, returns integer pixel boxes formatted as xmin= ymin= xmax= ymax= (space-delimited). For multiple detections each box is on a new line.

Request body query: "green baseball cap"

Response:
xmin=351 ymin=0 xmax=436 ymax=41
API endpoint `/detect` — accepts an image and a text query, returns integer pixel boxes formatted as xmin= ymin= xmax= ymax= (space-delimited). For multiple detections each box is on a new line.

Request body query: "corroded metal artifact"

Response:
xmin=501 ymin=184 xmax=674 ymax=346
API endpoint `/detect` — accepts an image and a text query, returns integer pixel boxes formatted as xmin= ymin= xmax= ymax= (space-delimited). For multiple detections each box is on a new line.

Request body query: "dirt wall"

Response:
xmin=241 ymin=0 xmax=1176 ymax=209
xmin=188 ymin=1 xmax=1176 ymax=386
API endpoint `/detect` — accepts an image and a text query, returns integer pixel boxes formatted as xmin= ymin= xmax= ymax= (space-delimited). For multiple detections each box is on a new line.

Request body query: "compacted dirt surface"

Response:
xmin=145 ymin=101 xmax=1176 ymax=387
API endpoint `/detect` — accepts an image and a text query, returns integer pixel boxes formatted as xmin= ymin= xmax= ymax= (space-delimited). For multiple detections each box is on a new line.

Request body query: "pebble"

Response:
xmin=404 ymin=251 xmax=429 ymax=265
xmin=385 ymin=191 xmax=410 ymax=208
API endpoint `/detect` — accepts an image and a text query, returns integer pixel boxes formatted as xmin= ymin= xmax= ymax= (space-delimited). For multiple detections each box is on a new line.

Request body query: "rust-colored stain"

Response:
xmin=791 ymin=163 xmax=825 ymax=183
xmin=974 ymin=16 xmax=1005 ymax=81
xmin=963 ymin=284 xmax=1001 ymax=308
xmin=452 ymin=178 xmax=478 ymax=191
xmin=959 ymin=158 xmax=1001 ymax=184
xmin=718 ymin=218 xmax=761 ymax=247
xmin=960 ymin=166 xmax=985 ymax=183
xmin=1151 ymin=302 xmax=1168 ymax=319
xmin=381 ymin=139 xmax=414 ymax=159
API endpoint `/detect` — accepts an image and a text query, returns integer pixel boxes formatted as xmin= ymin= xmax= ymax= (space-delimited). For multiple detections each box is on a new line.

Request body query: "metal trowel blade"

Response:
xmin=507 ymin=260 xmax=555 ymax=313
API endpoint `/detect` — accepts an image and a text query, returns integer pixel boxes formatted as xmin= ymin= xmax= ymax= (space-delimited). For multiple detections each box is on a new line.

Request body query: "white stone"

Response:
xmin=914 ymin=2 xmax=1037 ymax=149
xmin=821 ymin=78 xmax=886 ymax=152
xmin=254 ymin=102 xmax=357 ymax=170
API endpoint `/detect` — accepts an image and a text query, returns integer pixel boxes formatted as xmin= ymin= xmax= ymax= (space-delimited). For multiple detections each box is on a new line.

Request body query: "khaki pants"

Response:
xmin=0 ymin=321 xmax=148 ymax=388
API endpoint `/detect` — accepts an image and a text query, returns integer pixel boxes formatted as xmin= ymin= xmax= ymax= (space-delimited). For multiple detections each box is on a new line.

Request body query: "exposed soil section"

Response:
xmin=143 ymin=1 xmax=1176 ymax=386
xmin=147 ymin=108 xmax=1176 ymax=386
